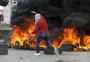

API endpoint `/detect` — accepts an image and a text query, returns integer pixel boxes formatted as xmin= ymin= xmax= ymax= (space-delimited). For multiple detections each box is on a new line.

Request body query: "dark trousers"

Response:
xmin=36 ymin=33 xmax=52 ymax=53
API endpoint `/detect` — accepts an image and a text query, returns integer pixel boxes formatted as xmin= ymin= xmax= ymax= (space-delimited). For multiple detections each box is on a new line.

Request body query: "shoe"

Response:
xmin=34 ymin=53 xmax=40 ymax=56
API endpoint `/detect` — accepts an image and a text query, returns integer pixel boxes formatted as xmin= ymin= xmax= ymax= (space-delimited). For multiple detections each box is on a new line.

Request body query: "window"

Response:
xmin=0 ymin=14 xmax=3 ymax=21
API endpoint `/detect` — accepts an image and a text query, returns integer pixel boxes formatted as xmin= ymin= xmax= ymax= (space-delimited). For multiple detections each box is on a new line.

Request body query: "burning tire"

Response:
xmin=14 ymin=41 xmax=20 ymax=48
xmin=44 ymin=47 xmax=62 ymax=55
xmin=44 ymin=48 xmax=55 ymax=55
xmin=23 ymin=40 xmax=30 ymax=49
xmin=60 ymin=44 xmax=75 ymax=51
xmin=62 ymin=12 xmax=90 ymax=50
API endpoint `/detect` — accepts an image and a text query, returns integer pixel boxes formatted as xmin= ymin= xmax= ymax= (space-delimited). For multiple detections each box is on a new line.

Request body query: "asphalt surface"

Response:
xmin=0 ymin=48 xmax=89 ymax=62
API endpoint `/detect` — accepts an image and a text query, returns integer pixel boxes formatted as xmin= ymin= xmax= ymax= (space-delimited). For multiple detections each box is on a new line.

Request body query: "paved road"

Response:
xmin=0 ymin=49 xmax=90 ymax=62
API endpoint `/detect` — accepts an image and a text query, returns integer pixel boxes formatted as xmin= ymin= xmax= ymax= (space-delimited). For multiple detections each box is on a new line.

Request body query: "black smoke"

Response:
xmin=63 ymin=12 xmax=90 ymax=35
xmin=10 ymin=0 xmax=63 ymax=29
xmin=11 ymin=0 xmax=90 ymax=31
xmin=10 ymin=0 xmax=50 ymax=26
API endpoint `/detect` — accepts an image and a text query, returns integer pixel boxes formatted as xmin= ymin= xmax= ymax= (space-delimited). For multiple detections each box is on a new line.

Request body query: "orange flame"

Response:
xmin=10 ymin=18 xmax=90 ymax=50
xmin=59 ymin=28 xmax=90 ymax=50
xmin=83 ymin=36 xmax=90 ymax=49
xmin=10 ymin=18 xmax=47 ymax=48
xmin=60 ymin=28 xmax=80 ymax=46
xmin=10 ymin=18 xmax=36 ymax=48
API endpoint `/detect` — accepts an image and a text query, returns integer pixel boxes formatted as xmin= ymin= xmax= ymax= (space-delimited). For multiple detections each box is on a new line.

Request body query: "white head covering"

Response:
xmin=31 ymin=11 xmax=41 ymax=24
xmin=35 ymin=13 xmax=41 ymax=24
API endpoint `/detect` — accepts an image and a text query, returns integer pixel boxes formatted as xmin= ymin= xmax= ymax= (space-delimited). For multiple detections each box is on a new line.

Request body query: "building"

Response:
xmin=0 ymin=6 xmax=4 ymax=24
xmin=3 ymin=0 xmax=17 ymax=24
